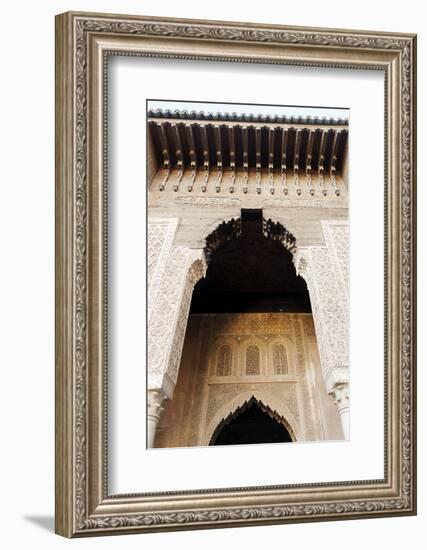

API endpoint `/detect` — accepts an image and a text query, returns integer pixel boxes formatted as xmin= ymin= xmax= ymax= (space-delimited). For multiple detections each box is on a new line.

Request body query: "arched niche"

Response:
xmin=208 ymin=395 xmax=296 ymax=446
xmin=202 ymin=391 xmax=299 ymax=446
xmin=209 ymin=336 xmax=237 ymax=377
xmin=267 ymin=335 xmax=297 ymax=377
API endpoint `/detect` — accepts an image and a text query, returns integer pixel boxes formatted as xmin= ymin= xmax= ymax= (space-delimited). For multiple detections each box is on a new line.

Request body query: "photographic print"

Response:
xmin=147 ymin=100 xmax=349 ymax=449
xmin=56 ymin=12 xmax=416 ymax=536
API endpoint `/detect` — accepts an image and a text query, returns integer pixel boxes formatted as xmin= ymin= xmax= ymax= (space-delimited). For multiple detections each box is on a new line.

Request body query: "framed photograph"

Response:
xmin=55 ymin=11 xmax=417 ymax=537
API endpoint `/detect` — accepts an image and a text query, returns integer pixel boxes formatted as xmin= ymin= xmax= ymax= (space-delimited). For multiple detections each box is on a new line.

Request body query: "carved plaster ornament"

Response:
xmin=147 ymin=388 xmax=169 ymax=422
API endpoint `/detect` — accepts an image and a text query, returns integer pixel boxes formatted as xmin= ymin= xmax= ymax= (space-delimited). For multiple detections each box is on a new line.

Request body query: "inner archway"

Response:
xmin=191 ymin=209 xmax=311 ymax=313
xmin=151 ymin=208 xmax=344 ymax=449
xmin=210 ymin=397 xmax=293 ymax=446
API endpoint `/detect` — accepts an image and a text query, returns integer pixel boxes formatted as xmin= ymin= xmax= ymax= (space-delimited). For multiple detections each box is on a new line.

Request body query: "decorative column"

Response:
xmin=147 ymin=389 xmax=168 ymax=448
xmin=329 ymin=383 xmax=349 ymax=439
xmin=294 ymin=221 xmax=349 ymax=439
xmin=325 ymin=366 xmax=349 ymax=439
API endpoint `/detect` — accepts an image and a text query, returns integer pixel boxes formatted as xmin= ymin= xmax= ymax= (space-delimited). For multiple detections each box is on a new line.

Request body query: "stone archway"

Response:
xmin=204 ymin=394 xmax=297 ymax=445
xmin=210 ymin=396 xmax=294 ymax=446
xmin=191 ymin=210 xmax=310 ymax=315
xmin=147 ymin=212 xmax=348 ymax=447
xmin=201 ymin=213 xmax=350 ymax=439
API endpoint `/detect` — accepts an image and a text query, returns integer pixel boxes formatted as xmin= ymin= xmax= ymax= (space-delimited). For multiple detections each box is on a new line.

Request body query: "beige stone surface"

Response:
xmin=154 ymin=313 xmax=343 ymax=447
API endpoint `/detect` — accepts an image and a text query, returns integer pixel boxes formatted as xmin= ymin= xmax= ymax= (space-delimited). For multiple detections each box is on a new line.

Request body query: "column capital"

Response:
xmin=147 ymin=388 xmax=169 ymax=422
xmin=328 ymin=381 xmax=349 ymax=414
xmin=325 ymin=365 xmax=349 ymax=394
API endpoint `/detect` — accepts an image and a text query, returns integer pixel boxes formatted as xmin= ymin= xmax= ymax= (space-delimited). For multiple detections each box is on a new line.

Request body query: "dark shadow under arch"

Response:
xmin=209 ymin=396 xmax=295 ymax=446
xmin=191 ymin=209 xmax=310 ymax=313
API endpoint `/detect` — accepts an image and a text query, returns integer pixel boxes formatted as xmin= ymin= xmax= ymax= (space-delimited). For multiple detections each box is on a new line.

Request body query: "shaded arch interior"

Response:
xmin=209 ymin=396 xmax=295 ymax=446
xmin=191 ymin=209 xmax=310 ymax=313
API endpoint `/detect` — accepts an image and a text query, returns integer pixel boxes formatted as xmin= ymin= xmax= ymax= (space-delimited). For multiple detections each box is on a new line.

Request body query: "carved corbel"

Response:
xmin=202 ymin=165 xmax=210 ymax=193
xmin=228 ymin=125 xmax=236 ymax=193
xmin=268 ymin=127 xmax=275 ymax=194
xmin=214 ymin=125 xmax=223 ymax=192
xmin=305 ymin=129 xmax=314 ymax=196
xmin=172 ymin=123 xmax=184 ymax=192
xmin=255 ymin=126 xmax=262 ymax=194
xmin=200 ymin=125 xmax=210 ymax=192
xmin=185 ymin=124 xmax=197 ymax=192
xmin=293 ymin=128 xmax=302 ymax=196
xmin=242 ymin=126 xmax=249 ymax=194
xmin=330 ymin=130 xmax=341 ymax=196
xmin=156 ymin=122 xmax=170 ymax=191
xmin=159 ymin=166 xmax=170 ymax=191
xmin=281 ymin=128 xmax=288 ymax=195
xmin=318 ymin=129 xmax=328 ymax=196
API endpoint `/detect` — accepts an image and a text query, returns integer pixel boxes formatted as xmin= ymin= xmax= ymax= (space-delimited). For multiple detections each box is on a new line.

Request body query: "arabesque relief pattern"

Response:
xmin=322 ymin=220 xmax=349 ymax=295
xmin=148 ymin=223 xmax=168 ymax=283
xmin=148 ymin=218 xmax=178 ymax=318
xmin=154 ymin=313 xmax=343 ymax=448
xmin=147 ymin=235 xmax=206 ymax=391
xmin=147 ymin=216 xmax=349 ymax=443
xmin=203 ymin=383 xmax=300 ymax=445
xmin=294 ymin=220 xmax=349 ymax=389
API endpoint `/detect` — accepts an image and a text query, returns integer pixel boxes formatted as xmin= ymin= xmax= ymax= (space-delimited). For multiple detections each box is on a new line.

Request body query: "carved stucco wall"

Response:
xmin=153 ymin=313 xmax=343 ymax=448
xmin=294 ymin=220 xmax=349 ymax=394
xmin=147 ymin=205 xmax=349 ymax=444
xmin=148 ymin=217 xmax=207 ymax=394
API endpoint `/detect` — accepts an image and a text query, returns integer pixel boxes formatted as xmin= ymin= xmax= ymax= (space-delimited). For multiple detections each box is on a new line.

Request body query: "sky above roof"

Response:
xmin=147 ymin=100 xmax=349 ymax=121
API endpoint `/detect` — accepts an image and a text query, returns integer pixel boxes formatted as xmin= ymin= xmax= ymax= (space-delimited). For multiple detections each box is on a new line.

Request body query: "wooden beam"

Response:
xmin=172 ymin=123 xmax=183 ymax=191
xmin=228 ymin=125 xmax=236 ymax=193
xmin=318 ymin=129 xmax=327 ymax=172
xmin=305 ymin=129 xmax=314 ymax=196
xmin=281 ymin=128 xmax=288 ymax=194
xmin=293 ymin=129 xmax=302 ymax=195
xmin=185 ymin=124 xmax=197 ymax=166
xmin=330 ymin=130 xmax=341 ymax=196
xmin=317 ymin=129 xmax=327 ymax=195
xmin=242 ymin=126 xmax=249 ymax=194
xmin=330 ymin=130 xmax=341 ymax=173
xmin=200 ymin=124 xmax=210 ymax=192
xmin=255 ymin=126 xmax=262 ymax=194
xmin=185 ymin=124 xmax=197 ymax=191
xmin=156 ymin=122 xmax=170 ymax=191
xmin=214 ymin=125 xmax=223 ymax=192
xmin=268 ymin=127 xmax=275 ymax=194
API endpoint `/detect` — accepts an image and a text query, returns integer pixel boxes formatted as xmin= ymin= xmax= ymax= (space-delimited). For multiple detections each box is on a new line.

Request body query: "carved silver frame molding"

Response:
xmin=55 ymin=11 xmax=417 ymax=537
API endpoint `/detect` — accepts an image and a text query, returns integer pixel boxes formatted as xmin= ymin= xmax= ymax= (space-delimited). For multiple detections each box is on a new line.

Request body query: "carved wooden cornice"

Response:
xmin=149 ymin=116 xmax=348 ymax=195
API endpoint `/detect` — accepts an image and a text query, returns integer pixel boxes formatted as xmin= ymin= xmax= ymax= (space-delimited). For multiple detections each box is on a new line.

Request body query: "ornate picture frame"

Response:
xmin=55 ymin=11 xmax=416 ymax=537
